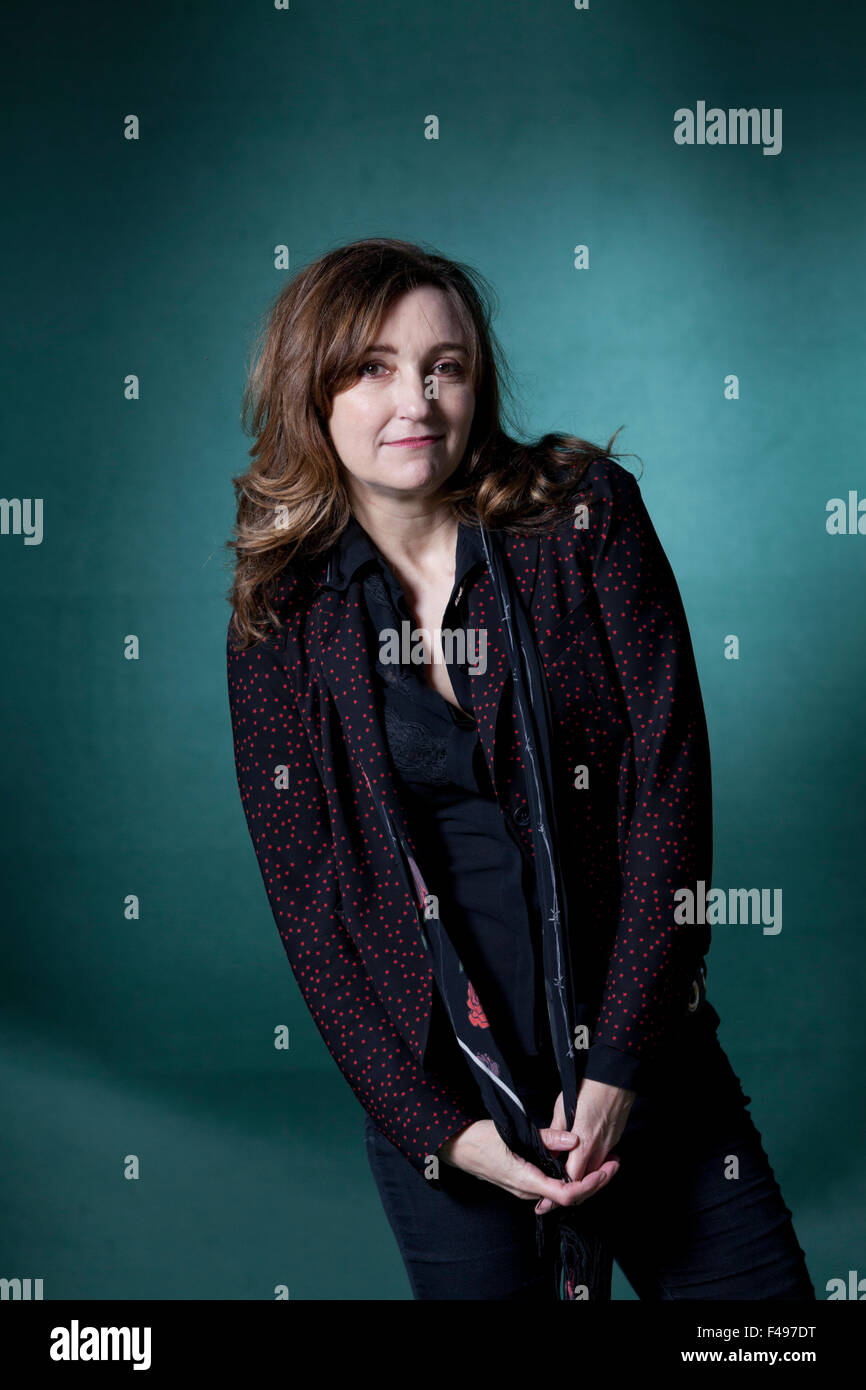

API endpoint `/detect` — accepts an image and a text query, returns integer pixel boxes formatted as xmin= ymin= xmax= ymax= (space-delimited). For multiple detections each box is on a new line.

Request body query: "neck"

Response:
xmin=347 ymin=489 xmax=461 ymax=588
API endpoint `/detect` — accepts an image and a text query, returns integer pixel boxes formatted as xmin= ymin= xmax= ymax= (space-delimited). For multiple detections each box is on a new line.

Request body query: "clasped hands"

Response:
xmin=438 ymin=1076 xmax=636 ymax=1212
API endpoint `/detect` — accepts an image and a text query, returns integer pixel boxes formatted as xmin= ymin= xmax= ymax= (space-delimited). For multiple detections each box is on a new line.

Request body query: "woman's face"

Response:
xmin=326 ymin=285 xmax=475 ymax=510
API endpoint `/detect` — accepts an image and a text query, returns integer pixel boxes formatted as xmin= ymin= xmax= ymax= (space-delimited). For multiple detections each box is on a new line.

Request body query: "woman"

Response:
xmin=226 ymin=236 xmax=814 ymax=1301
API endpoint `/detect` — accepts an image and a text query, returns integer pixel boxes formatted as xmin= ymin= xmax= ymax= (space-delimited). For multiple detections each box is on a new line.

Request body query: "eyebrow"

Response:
xmin=360 ymin=341 xmax=469 ymax=355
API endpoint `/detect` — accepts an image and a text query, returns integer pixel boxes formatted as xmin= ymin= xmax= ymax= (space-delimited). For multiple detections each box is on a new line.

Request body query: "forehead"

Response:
xmin=367 ymin=285 xmax=470 ymax=343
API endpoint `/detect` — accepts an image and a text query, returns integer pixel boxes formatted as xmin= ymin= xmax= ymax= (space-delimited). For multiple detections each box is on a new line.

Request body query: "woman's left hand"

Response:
xmin=535 ymin=1077 xmax=636 ymax=1215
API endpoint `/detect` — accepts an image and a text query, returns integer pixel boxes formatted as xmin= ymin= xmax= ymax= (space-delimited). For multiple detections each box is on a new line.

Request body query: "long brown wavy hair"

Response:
xmin=227 ymin=236 xmax=635 ymax=649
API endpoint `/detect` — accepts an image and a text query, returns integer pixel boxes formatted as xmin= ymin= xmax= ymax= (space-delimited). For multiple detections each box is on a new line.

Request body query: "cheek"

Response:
xmin=329 ymin=399 xmax=382 ymax=461
xmin=438 ymin=399 xmax=474 ymax=454
xmin=448 ymin=388 xmax=475 ymax=425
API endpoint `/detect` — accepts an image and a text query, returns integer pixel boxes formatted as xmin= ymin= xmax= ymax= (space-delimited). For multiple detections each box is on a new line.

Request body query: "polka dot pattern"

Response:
xmin=227 ymin=457 xmax=713 ymax=1172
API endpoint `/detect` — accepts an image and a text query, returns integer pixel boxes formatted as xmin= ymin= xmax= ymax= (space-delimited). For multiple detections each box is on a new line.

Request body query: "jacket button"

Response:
xmin=514 ymin=805 xmax=530 ymax=827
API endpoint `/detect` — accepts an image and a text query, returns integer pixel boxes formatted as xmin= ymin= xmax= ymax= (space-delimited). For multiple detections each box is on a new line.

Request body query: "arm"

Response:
xmin=227 ymin=617 xmax=483 ymax=1182
xmin=576 ymin=460 xmax=713 ymax=1090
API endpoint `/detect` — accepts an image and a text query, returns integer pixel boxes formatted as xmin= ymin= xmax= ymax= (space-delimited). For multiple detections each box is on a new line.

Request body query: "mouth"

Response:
xmin=383 ymin=434 xmax=444 ymax=448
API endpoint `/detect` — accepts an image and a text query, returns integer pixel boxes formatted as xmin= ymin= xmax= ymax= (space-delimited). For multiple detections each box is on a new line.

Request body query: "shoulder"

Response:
xmin=226 ymin=559 xmax=312 ymax=674
xmin=580 ymin=455 xmax=642 ymax=505
xmin=535 ymin=456 xmax=644 ymax=556
xmin=565 ymin=454 xmax=641 ymax=520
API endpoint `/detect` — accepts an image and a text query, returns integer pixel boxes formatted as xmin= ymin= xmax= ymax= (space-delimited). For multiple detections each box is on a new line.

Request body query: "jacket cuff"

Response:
xmin=582 ymin=1042 xmax=644 ymax=1093
xmin=417 ymin=1110 xmax=482 ymax=1188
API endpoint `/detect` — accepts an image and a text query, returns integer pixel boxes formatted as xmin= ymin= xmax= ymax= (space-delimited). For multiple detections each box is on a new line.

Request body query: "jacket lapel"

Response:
xmin=294 ymin=527 xmax=541 ymax=1060
xmin=306 ymin=582 xmax=438 ymax=1058
xmin=462 ymin=533 xmax=541 ymax=797
xmin=312 ymin=586 xmax=417 ymax=847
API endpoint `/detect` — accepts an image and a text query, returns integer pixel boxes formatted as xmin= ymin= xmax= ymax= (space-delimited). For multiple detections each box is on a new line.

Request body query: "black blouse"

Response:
xmin=333 ymin=514 xmax=562 ymax=1119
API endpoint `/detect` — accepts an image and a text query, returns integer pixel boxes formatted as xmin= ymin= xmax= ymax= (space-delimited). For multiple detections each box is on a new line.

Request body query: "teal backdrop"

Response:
xmin=2 ymin=0 xmax=864 ymax=1300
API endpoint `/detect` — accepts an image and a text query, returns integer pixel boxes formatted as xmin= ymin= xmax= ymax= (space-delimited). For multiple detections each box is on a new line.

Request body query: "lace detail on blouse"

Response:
xmin=363 ymin=570 xmax=390 ymax=606
xmin=383 ymin=702 xmax=450 ymax=785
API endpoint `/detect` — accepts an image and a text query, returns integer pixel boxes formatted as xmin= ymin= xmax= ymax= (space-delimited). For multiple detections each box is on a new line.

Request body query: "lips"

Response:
xmin=383 ymin=435 xmax=443 ymax=446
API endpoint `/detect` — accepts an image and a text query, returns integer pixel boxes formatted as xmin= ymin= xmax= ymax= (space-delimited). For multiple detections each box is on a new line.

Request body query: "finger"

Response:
xmin=536 ymin=1157 xmax=621 ymax=1214
xmin=565 ymin=1141 xmax=624 ymax=1185
xmin=565 ymin=1141 xmax=612 ymax=1184
xmin=507 ymin=1147 xmax=619 ymax=1212
xmin=558 ymin=1157 xmax=621 ymax=1207
xmin=538 ymin=1126 xmax=579 ymax=1151
xmin=505 ymin=1155 xmax=583 ymax=1210
xmin=533 ymin=1178 xmax=571 ymax=1215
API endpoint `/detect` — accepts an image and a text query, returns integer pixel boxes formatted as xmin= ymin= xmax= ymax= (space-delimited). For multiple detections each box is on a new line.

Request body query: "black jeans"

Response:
xmin=363 ymin=1004 xmax=816 ymax=1301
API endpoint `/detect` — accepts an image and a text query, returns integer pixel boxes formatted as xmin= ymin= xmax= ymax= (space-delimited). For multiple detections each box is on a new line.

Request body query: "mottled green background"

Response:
xmin=2 ymin=0 xmax=863 ymax=1299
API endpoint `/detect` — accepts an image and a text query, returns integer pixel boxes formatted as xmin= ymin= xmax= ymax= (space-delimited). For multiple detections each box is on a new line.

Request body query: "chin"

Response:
xmin=379 ymin=461 xmax=453 ymax=493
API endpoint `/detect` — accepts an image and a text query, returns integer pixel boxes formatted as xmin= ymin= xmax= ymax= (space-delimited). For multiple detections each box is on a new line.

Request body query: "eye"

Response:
xmin=357 ymin=358 xmax=464 ymax=379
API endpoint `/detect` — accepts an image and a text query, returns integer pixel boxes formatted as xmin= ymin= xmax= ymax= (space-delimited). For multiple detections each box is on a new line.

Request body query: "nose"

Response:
xmin=391 ymin=369 xmax=439 ymax=418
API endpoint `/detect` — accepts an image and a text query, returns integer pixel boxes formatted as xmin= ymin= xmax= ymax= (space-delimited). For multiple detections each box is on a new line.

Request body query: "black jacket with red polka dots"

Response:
xmin=226 ymin=456 xmax=713 ymax=1177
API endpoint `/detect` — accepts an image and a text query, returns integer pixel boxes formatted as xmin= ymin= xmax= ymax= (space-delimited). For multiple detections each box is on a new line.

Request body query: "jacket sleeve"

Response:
xmin=226 ymin=617 xmax=482 ymax=1181
xmin=577 ymin=461 xmax=713 ymax=1093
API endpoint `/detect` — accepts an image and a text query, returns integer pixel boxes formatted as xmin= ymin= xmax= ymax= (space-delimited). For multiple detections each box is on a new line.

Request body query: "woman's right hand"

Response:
xmin=437 ymin=1118 xmax=620 ymax=1205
